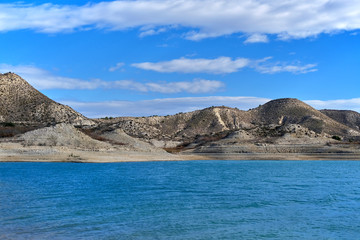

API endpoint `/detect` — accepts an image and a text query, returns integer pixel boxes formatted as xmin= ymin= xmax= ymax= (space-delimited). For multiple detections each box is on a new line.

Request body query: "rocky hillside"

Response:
xmin=321 ymin=109 xmax=360 ymax=131
xmin=96 ymin=106 xmax=252 ymax=144
xmin=96 ymin=98 xmax=359 ymax=146
xmin=249 ymin=98 xmax=353 ymax=136
xmin=0 ymin=72 xmax=93 ymax=126
xmin=19 ymin=123 xmax=112 ymax=150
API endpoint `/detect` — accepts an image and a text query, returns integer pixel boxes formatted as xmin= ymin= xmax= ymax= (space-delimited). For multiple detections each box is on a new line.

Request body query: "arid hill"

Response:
xmin=321 ymin=109 xmax=360 ymax=131
xmin=95 ymin=106 xmax=252 ymax=145
xmin=1 ymin=73 xmax=360 ymax=161
xmin=249 ymin=98 xmax=354 ymax=136
xmin=96 ymin=98 xmax=359 ymax=147
xmin=0 ymin=72 xmax=93 ymax=126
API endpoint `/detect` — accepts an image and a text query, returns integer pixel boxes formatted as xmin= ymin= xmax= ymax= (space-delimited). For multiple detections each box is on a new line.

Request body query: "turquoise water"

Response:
xmin=1 ymin=161 xmax=360 ymax=239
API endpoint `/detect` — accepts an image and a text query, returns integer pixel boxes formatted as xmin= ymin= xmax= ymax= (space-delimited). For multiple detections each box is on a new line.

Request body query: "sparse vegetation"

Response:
xmin=332 ymin=135 xmax=342 ymax=141
xmin=68 ymin=153 xmax=80 ymax=158
xmin=103 ymin=116 xmax=114 ymax=120
xmin=67 ymin=153 xmax=83 ymax=162
xmin=2 ymin=122 xmax=15 ymax=127
xmin=0 ymin=124 xmax=40 ymax=138
xmin=79 ymin=128 xmax=108 ymax=142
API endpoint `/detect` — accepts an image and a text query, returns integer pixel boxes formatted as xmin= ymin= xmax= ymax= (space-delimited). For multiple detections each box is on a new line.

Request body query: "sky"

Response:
xmin=0 ymin=0 xmax=360 ymax=117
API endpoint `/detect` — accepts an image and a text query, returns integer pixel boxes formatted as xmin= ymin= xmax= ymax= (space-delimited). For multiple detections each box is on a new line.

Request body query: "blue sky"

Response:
xmin=1 ymin=0 xmax=360 ymax=117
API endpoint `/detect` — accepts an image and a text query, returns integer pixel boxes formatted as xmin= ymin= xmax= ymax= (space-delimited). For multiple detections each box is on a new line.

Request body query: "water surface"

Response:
xmin=1 ymin=161 xmax=360 ymax=239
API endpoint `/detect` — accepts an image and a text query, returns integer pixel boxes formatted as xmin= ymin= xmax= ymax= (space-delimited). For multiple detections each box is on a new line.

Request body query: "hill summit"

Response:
xmin=249 ymin=98 xmax=354 ymax=135
xmin=0 ymin=72 xmax=93 ymax=126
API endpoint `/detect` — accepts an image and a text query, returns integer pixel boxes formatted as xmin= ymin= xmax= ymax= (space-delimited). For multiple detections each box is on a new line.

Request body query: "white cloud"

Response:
xmin=0 ymin=64 xmax=223 ymax=93
xmin=61 ymin=96 xmax=271 ymax=118
xmin=108 ymin=62 xmax=124 ymax=72
xmin=255 ymin=63 xmax=318 ymax=74
xmin=0 ymin=1 xmax=359 ymax=40
xmin=251 ymin=57 xmax=318 ymax=74
xmin=143 ymin=79 xmax=224 ymax=93
xmin=132 ymin=57 xmax=250 ymax=74
xmin=132 ymin=56 xmax=317 ymax=74
xmin=61 ymin=97 xmax=360 ymax=118
xmin=139 ymin=27 xmax=167 ymax=37
xmin=244 ymin=33 xmax=269 ymax=44
xmin=305 ymin=98 xmax=360 ymax=112
xmin=110 ymin=78 xmax=224 ymax=93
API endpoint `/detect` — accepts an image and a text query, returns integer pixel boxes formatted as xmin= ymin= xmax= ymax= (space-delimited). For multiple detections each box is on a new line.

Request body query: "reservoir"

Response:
xmin=1 ymin=160 xmax=360 ymax=239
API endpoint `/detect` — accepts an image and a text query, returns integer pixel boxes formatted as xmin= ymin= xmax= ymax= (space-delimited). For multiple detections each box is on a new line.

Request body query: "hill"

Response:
xmin=321 ymin=109 xmax=360 ymax=131
xmin=96 ymin=98 xmax=359 ymax=148
xmin=0 ymin=72 xmax=93 ymax=126
xmin=1 ymin=73 xmax=360 ymax=161
xmin=249 ymin=98 xmax=353 ymax=136
xmin=96 ymin=106 xmax=252 ymax=145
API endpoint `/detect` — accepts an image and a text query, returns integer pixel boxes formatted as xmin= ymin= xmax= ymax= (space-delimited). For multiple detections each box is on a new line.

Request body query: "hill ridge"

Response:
xmin=0 ymin=72 xmax=94 ymax=126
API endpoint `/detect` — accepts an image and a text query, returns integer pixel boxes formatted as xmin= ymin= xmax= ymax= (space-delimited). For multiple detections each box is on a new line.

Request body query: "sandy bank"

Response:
xmin=1 ymin=144 xmax=359 ymax=162
xmin=0 ymin=142 xmax=205 ymax=162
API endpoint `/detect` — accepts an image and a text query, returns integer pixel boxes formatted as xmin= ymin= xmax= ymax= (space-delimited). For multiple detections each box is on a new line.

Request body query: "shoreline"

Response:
xmin=1 ymin=142 xmax=359 ymax=163
xmin=1 ymin=152 xmax=360 ymax=163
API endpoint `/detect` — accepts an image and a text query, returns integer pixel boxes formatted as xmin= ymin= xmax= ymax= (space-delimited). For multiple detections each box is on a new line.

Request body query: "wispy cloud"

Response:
xmin=0 ymin=64 xmax=102 ymax=90
xmin=110 ymin=78 xmax=224 ymax=94
xmin=139 ymin=27 xmax=167 ymax=38
xmin=141 ymin=79 xmax=224 ymax=94
xmin=132 ymin=57 xmax=317 ymax=74
xmin=61 ymin=96 xmax=271 ymax=118
xmin=108 ymin=62 xmax=124 ymax=72
xmin=132 ymin=57 xmax=249 ymax=74
xmin=254 ymin=59 xmax=318 ymax=74
xmin=0 ymin=64 xmax=223 ymax=93
xmin=0 ymin=1 xmax=359 ymax=40
xmin=244 ymin=33 xmax=269 ymax=44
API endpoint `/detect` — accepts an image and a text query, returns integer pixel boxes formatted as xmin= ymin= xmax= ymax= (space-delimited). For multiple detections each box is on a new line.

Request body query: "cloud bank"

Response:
xmin=133 ymin=57 xmax=317 ymax=74
xmin=61 ymin=96 xmax=271 ymax=118
xmin=305 ymin=98 xmax=360 ymax=113
xmin=132 ymin=57 xmax=249 ymax=74
xmin=0 ymin=64 xmax=223 ymax=93
xmin=61 ymin=97 xmax=360 ymax=118
xmin=0 ymin=1 xmax=359 ymax=40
